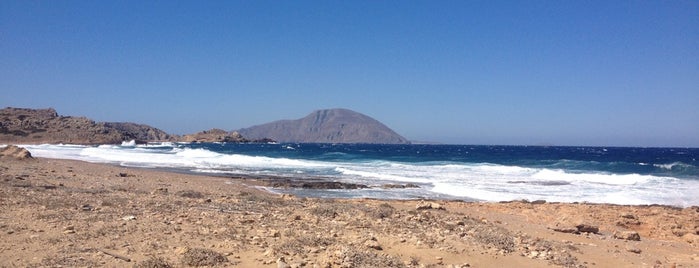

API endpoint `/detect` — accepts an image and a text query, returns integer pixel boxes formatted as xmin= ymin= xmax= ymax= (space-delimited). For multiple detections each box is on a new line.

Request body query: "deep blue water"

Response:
xmin=186 ymin=143 xmax=699 ymax=179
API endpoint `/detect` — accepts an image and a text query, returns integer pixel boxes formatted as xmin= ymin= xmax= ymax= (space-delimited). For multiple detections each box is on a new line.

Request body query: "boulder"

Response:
xmin=613 ymin=230 xmax=641 ymax=241
xmin=576 ymin=224 xmax=600 ymax=234
xmin=416 ymin=200 xmax=446 ymax=210
xmin=0 ymin=145 xmax=32 ymax=160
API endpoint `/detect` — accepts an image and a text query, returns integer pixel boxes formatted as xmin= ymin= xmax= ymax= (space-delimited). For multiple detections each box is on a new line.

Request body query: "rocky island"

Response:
xmin=237 ymin=109 xmax=410 ymax=144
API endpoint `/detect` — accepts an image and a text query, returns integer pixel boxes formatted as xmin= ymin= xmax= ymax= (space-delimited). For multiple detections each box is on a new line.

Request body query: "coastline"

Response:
xmin=1 ymin=157 xmax=697 ymax=267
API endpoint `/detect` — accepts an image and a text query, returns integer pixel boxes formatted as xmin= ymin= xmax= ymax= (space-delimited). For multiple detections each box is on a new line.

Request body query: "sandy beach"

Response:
xmin=1 ymin=157 xmax=697 ymax=267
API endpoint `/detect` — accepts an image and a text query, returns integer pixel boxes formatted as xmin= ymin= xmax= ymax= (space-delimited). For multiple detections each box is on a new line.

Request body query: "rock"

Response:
xmin=620 ymin=213 xmax=637 ymax=219
xmin=0 ymin=145 xmax=32 ymax=160
xmin=365 ymin=239 xmax=382 ymax=250
xmin=180 ymin=129 xmax=250 ymax=143
xmin=682 ymin=233 xmax=699 ymax=244
xmin=552 ymin=227 xmax=578 ymax=234
xmin=531 ymin=200 xmax=547 ymax=204
xmin=614 ymin=231 xmax=641 ymax=241
xmin=416 ymin=201 xmax=446 ymax=210
xmin=626 ymin=246 xmax=642 ymax=254
xmin=277 ymin=256 xmax=290 ymax=268
xmin=381 ymin=183 xmax=420 ymax=189
xmin=269 ymin=180 xmax=368 ymax=189
xmin=63 ymin=226 xmax=75 ymax=234
xmin=576 ymin=224 xmax=599 ymax=234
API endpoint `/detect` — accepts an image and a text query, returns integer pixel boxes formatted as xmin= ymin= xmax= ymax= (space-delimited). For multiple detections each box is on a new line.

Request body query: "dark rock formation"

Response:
xmin=266 ymin=179 xmax=369 ymax=190
xmin=181 ymin=129 xmax=246 ymax=143
xmin=180 ymin=129 xmax=275 ymax=143
xmin=0 ymin=107 xmax=173 ymax=144
xmin=103 ymin=122 xmax=172 ymax=142
xmin=237 ymin=109 xmax=409 ymax=144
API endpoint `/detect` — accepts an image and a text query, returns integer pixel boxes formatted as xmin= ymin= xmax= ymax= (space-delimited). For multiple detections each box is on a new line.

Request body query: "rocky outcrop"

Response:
xmin=613 ymin=230 xmax=641 ymax=241
xmin=0 ymin=145 xmax=33 ymax=160
xmin=180 ymin=129 xmax=245 ymax=143
xmin=102 ymin=122 xmax=172 ymax=142
xmin=237 ymin=109 xmax=409 ymax=144
xmin=0 ymin=107 xmax=173 ymax=144
xmin=180 ymin=129 xmax=275 ymax=143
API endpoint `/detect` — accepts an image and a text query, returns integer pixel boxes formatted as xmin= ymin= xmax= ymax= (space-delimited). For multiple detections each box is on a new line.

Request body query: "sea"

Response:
xmin=19 ymin=142 xmax=699 ymax=207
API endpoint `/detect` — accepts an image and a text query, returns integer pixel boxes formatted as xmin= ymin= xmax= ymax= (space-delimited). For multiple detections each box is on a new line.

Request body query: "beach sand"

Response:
xmin=1 ymin=157 xmax=697 ymax=267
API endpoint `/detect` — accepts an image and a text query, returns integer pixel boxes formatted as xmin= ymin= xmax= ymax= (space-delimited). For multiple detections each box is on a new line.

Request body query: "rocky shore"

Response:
xmin=1 ymin=156 xmax=697 ymax=267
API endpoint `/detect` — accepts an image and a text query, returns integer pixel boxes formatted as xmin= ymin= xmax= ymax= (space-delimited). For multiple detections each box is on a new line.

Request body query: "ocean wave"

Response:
xmin=654 ymin=162 xmax=694 ymax=170
xmin=121 ymin=140 xmax=136 ymax=147
xmin=19 ymin=143 xmax=699 ymax=207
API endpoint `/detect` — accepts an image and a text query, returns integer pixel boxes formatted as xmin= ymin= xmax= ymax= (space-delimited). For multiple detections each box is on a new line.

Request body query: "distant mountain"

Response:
xmin=237 ymin=109 xmax=410 ymax=144
xmin=0 ymin=107 xmax=173 ymax=144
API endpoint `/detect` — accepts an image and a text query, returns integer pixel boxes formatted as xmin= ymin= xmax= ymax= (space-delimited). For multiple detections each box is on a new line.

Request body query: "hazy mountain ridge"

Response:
xmin=237 ymin=109 xmax=409 ymax=144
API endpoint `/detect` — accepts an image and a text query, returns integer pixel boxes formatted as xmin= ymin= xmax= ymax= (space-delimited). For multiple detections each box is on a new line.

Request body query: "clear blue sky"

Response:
xmin=2 ymin=1 xmax=697 ymax=147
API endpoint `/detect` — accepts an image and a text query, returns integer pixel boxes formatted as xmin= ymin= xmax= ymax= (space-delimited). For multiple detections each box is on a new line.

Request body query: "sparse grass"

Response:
xmin=336 ymin=247 xmax=406 ymax=268
xmin=310 ymin=205 xmax=339 ymax=218
xmin=274 ymin=234 xmax=336 ymax=255
xmin=363 ymin=203 xmax=396 ymax=219
xmin=460 ymin=216 xmax=516 ymax=253
xmin=176 ymin=190 xmax=205 ymax=199
xmin=180 ymin=248 xmax=227 ymax=267
xmin=134 ymin=257 xmax=173 ymax=268
xmin=29 ymin=255 xmax=98 ymax=268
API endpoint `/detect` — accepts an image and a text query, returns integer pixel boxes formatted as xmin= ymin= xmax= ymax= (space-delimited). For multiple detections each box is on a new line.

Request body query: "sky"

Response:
xmin=1 ymin=1 xmax=698 ymax=147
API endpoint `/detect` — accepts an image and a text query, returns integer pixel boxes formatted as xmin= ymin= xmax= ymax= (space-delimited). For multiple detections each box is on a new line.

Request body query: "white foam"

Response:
xmin=18 ymin=144 xmax=699 ymax=207
xmin=530 ymin=169 xmax=650 ymax=185
xmin=654 ymin=162 xmax=693 ymax=170
xmin=121 ymin=140 xmax=136 ymax=147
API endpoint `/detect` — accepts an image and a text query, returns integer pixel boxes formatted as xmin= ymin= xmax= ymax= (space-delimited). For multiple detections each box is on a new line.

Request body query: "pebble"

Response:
xmin=613 ymin=231 xmax=641 ymax=241
xmin=626 ymin=246 xmax=642 ymax=254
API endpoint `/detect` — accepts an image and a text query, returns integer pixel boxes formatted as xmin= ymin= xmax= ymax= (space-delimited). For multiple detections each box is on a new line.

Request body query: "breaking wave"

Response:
xmin=19 ymin=143 xmax=699 ymax=207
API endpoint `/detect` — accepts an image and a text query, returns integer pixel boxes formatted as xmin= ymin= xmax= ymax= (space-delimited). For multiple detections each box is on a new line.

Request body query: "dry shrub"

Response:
xmin=134 ymin=257 xmax=172 ymax=268
xmin=336 ymin=247 xmax=405 ymax=268
xmin=461 ymin=216 xmax=515 ymax=253
xmin=310 ymin=205 xmax=339 ymax=218
xmin=364 ymin=203 xmax=395 ymax=219
xmin=176 ymin=190 xmax=205 ymax=199
xmin=30 ymin=256 xmax=98 ymax=268
xmin=180 ymin=248 xmax=227 ymax=267
xmin=274 ymin=234 xmax=336 ymax=255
